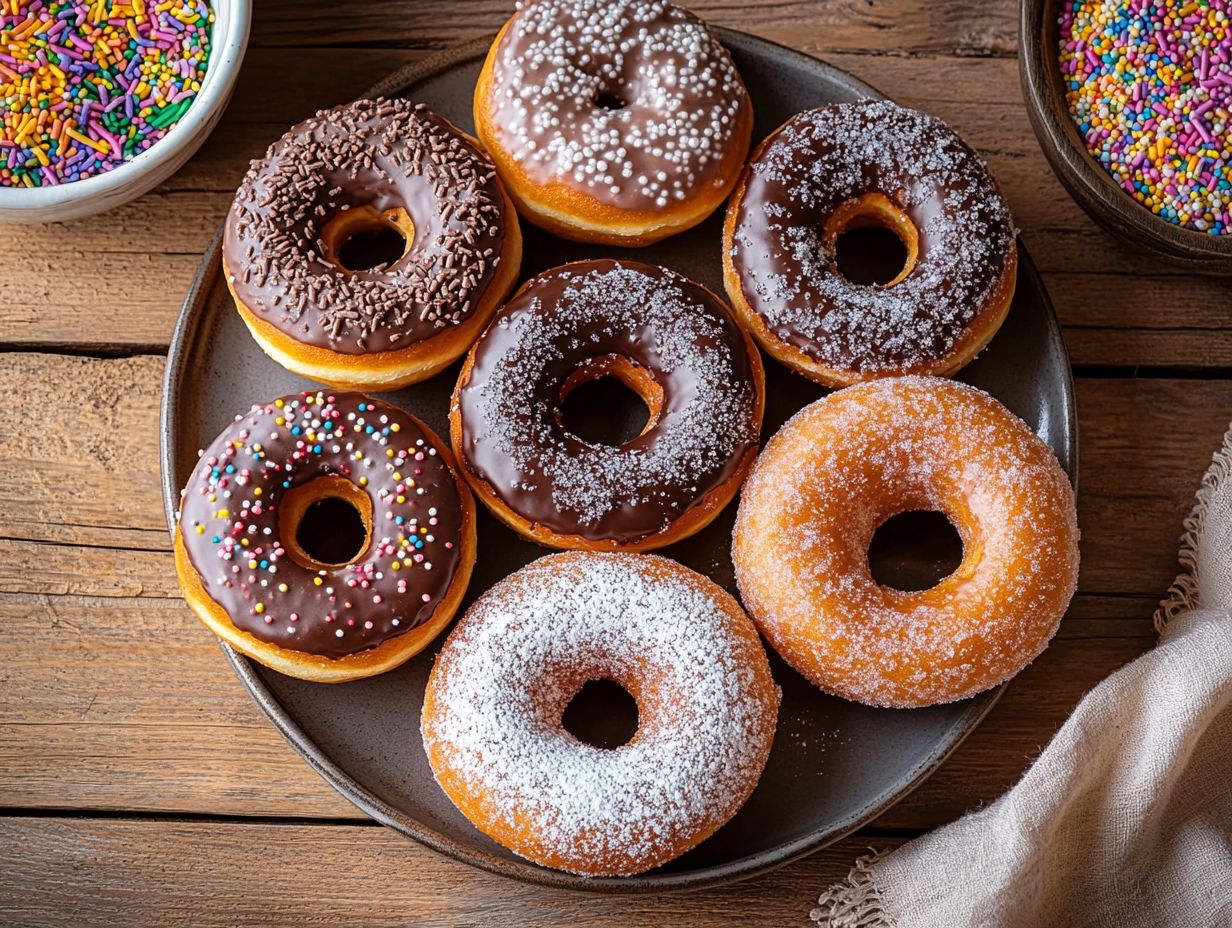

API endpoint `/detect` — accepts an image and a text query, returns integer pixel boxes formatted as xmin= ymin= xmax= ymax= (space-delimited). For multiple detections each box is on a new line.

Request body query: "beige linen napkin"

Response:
xmin=811 ymin=428 xmax=1232 ymax=927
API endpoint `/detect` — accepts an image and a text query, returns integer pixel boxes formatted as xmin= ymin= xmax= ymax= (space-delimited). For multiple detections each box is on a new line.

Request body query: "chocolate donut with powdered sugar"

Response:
xmin=450 ymin=259 xmax=764 ymax=551
xmin=723 ymin=100 xmax=1018 ymax=387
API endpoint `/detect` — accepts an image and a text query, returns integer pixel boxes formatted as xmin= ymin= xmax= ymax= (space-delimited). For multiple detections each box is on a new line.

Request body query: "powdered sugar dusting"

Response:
xmin=457 ymin=261 xmax=760 ymax=543
xmin=489 ymin=0 xmax=747 ymax=210
xmin=421 ymin=552 xmax=779 ymax=875
xmin=729 ymin=101 xmax=1017 ymax=373
xmin=733 ymin=376 xmax=1079 ymax=708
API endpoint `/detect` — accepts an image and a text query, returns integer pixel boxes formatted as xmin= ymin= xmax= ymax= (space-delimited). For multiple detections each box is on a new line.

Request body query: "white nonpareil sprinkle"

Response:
xmin=490 ymin=0 xmax=745 ymax=209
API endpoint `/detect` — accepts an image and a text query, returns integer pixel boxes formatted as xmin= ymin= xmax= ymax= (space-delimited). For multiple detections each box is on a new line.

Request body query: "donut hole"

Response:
xmin=337 ymin=225 xmax=408 ymax=272
xmin=562 ymin=679 xmax=639 ymax=750
xmin=835 ymin=226 xmax=910 ymax=286
xmin=280 ymin=475 xmax=373 ymax=570
xmin=868 ymin=510 xmax=964 ymax=592
xmin=594 ymin=90 xmax=629 ymax=112
xmin=559 ymin=355 xmax=664 ymax=448
xmin=825 ymin=192 xmax=919 ymax=288
xmin=297 ymin=498 xmax=367 ymax=565
xmin=322 ymin=205 xmax=414 ymax=273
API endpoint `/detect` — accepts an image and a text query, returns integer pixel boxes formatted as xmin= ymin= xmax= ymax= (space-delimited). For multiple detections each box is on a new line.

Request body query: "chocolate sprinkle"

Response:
xmin=224 ymin=99 xmax=508 ymax=355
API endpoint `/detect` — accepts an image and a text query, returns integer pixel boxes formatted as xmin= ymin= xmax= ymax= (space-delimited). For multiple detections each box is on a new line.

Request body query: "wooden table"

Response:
xmin=2 ymin=1 xmax=1228 ymax=924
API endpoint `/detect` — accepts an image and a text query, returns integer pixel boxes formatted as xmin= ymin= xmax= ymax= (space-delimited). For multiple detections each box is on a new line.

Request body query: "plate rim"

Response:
xmin=159 ymin=28 xmax=1075 ymax=893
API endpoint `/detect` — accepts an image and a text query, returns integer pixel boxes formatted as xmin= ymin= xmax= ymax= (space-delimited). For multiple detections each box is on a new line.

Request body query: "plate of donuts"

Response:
xmin=161 ymin=2 xmax=1078 ymax=893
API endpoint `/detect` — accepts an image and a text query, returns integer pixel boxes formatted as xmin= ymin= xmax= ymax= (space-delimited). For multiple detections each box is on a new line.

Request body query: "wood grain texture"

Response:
xmin=1 ymin=43 xmax=1229 ymax=358
xmin=0 ymin=818 xmax=900 ymax=928
xmin=3 ymin=0 xmax=1226 ymax=915
xmin=248 ymin=0 xmax=1020 ymax=57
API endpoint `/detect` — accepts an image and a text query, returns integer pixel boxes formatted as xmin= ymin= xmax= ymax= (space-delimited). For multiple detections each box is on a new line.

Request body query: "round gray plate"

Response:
xmin=161 ymin=30 xmax=1076 ymax=893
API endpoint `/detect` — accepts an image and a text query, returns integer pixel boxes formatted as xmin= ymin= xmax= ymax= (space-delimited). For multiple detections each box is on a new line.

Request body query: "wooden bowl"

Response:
xmin=1020 ymin=0 xmax=1232 ymax=274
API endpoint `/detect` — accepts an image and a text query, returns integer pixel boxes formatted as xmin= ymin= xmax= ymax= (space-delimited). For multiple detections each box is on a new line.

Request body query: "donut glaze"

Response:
xmin=723 ymin=101 xmax=1017 ymax=387
xmin=175 ymin=391 xmax=475 ymax=682
xmin=451 ymin=259 xmax=764 ymax=550
xmin=732 ymin=376 xmax=1078 ymax=709
xmin=474 ymin=0 xmax=752 ymax=244
xmin=421 ymin=552 xmax=779 ymax=876
xmin=224 ymin=99 xmax=521 ymax=388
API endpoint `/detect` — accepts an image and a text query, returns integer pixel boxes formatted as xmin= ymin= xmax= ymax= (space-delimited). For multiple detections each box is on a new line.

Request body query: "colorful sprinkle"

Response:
xmin=1059 ymin=0 xmax=1232 ymax=234
xmin=0 ymin=0 xmax=214 ymax=187
xmin=179 ymin=391 xmax=462 ymax=658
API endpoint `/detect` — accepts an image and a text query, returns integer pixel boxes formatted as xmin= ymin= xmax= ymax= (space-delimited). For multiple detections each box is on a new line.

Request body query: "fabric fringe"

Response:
xmin=1155 ymin=421 xmax=1232 ymax=634
xmin=809 ymin=849 xmax=896 ymax=928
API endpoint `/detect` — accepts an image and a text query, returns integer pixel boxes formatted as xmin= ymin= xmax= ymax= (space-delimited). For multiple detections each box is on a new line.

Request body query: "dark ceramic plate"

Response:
xmin=160 ymin=30 xmax=1077 ymax=893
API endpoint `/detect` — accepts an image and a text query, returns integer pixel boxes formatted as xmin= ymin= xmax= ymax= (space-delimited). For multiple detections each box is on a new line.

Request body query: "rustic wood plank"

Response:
xmin=0 ymin=818 xmax=896 ymax=928
xmin=0 ymin=354 xmax=167 ymax=551
xmin=2 ymin=353 xmax=1221 ymax=600
xmin=2 ymin=46 xmax=1228 ymax=359
xmin=0 ymin=588 xmax=1156 ymax=825
xmin=248 ymin=0 xmax=1020 ymax=59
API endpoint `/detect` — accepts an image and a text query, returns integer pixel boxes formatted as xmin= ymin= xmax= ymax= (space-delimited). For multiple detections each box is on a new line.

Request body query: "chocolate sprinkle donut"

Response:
xmin=224 ymin=99 xmax=508 ymax=355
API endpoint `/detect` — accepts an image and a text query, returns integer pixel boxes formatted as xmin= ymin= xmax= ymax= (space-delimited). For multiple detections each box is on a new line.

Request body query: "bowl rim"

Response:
xmin=1020 ymin=0 xmax=1232 ymax=261
xmin=0 ymin=0 xmax=252 ymax=209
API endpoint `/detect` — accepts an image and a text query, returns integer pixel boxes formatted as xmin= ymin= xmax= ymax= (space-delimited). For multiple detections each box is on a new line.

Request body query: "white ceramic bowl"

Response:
xmin=0 ymin=0 xmax=251 ymax=223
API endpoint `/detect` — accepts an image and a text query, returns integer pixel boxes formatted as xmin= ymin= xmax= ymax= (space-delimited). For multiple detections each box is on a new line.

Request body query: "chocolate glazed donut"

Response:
xmin=474 ymin=0 xmax=753 ymax=246
xmin=224 ymin=99 xmax=522 ymax=391
xmin=723 ymin=100 xmax=1018 ymax=388
xmin=451 ymin=259 xmax=765 ymax=551
xmin=175 ymin=391 xmax=476 ymax=683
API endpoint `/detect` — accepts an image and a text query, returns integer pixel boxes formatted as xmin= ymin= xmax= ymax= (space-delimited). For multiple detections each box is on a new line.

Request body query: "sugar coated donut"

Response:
xmin=723 ymin=101 xmax=1017 ymax=387
xmin=421 ymin=552 xmax=779 ymax=876
xmin=451 ymin=259 xmax=764 ymax=551
xmin=732 ymin=376 xmax=1078 ymax=708
xmin=224 ymin=99 xmax=522 ymax=391
xmin=474 ymin=0 xmax=753 ymax=246
xmin=175 ymin=391 xmax=476 ymax=683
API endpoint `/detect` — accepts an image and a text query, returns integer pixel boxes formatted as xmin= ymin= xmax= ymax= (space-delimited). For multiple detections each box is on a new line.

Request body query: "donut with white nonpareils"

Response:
xmin=723 ymin=100 xmax=1018 ymax=387
xmin=174 ymin=391 xmax=477 ymax=683
xmin=474 ymin=0 xmax=753 ymax=245
xmin=420 ymin=552 xmax=780 ymax=876
xmin=732 ymin=376 xmax=1079 ymax=709
xmin=451 ymin=259 xmax=765 ymax=551
xmin=224 ymin=99 xmax=522 ymax=390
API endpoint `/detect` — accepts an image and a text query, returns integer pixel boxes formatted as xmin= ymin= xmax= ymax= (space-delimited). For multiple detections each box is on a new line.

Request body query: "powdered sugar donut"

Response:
xmin=451 ymin=259 xmax=764 ymax=551
xmin=732 ymin=376 xmax=1078 ymax=709
xmin=723 ymin=101 xmax=1018 ymax=387
xmin=474 ymin=0 xmax=753 ymax=245
xmin=420 ymin=552 xmax=779 ymax=876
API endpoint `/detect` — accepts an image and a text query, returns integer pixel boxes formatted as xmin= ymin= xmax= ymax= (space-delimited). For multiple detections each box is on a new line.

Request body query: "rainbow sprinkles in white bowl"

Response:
xmin=1 ymin=0 xmax=214 ymax=187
